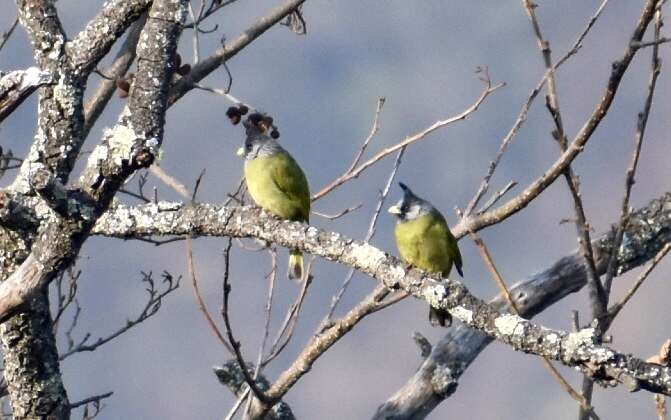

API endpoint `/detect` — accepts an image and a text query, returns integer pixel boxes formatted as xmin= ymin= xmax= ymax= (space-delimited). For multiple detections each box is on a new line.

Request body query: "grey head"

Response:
xmin=238 ymin=118 xmax=283 ymax=161
xmin=387 ymin=182 xmax=436 ymax=221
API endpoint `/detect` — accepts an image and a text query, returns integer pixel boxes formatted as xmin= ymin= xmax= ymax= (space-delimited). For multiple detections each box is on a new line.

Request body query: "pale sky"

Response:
xmin=1 ymin=1 xmax=670 ymax=419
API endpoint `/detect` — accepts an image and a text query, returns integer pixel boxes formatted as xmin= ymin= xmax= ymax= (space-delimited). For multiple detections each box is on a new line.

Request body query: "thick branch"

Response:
xmin=66 ymin=0 xmax=151 ymax=74
xmin=82 ymin=14 xmax=146 ymax=139
xmin=0 ymin=67 xmax=52 ymax=124
xmin=168 ymin=0 xmax=306 ymax=104
xmin=93 ymin=198 xmax=671 ymax=396
xmin=0 ymin=0 xmax=186 ymax=324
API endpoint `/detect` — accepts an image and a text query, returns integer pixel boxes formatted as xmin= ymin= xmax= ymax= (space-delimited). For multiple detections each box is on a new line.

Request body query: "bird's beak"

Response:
xmin=388 ymin=205 xmax=401 ymax=215
xmin=236 ymin=147 xmax=245 ymax=157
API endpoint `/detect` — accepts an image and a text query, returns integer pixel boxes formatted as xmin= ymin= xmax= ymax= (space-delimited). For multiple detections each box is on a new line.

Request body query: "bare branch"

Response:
xmin=603 ymin=6 xmax=664 ymax=296
xmin=464 ymin=0 xmax=609 ymax=215
xmin=323 ymin=145 xmax=406 ymax=324
xmin=455 ymin=0 xmax=659 ymax=238
xmin=313 ymin=80 xmax=503 ymax=200
xmin=0 ymin=17 xmax=18 ymax=53
xmin=169 ymin=0 xmax=307 ymax=104
xmin=59 ymin=271 xmax=179 ymax=359
xmin=213 ymin=361 xmax=295 ymax=420
xmin=0 ymin=0 xmax=187 ymax=327
xmin=91 ymin=199 xmax=671 ymax=398
xmin=0 ymin=68 xmax=52 ymax=124
xmin=187 ymin=236 xmax=233 ymax=354
xmin=82 ymin=15 xmax=147 ymax=139
xmin=607 ymin=243 xmax=671 ymax=320
xmin=66 ymin=0 xmax=151 ymax=74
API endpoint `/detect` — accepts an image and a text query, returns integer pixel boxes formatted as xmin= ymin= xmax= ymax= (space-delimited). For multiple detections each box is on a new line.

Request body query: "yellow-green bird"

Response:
xmin=388 ymin=182 xmax=463 ymax=327
xmin=237 ymin=116 xmax=310 ymax=280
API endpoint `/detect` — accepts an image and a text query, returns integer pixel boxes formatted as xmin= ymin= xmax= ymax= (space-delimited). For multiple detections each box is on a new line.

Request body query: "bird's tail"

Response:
xmin=288 ymin=249 xmax=304 ymax=281
xmin=429 ymin=307 xmax=452 ymax=328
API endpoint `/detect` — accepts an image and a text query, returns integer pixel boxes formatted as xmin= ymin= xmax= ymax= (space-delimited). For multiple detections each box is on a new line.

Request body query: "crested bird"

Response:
xmin=237 ymin=114 xmax=310 ymax=280
xmin=388 ymin=182 xmax=463 ymax=326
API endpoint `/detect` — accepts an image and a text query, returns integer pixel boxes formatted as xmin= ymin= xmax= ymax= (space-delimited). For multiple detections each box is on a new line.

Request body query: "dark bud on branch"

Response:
xmin=134 ymin=149 xmax=155 ymax=168
xmin=116 ymin=79 xmax=130 ymax=98
xmin=226 ymin=106 xmax=242 ymax=125
xmin=178 ymin=64 xmax=191 ymax=76
xmin=116 ymin=73 xmax=135 ymax=99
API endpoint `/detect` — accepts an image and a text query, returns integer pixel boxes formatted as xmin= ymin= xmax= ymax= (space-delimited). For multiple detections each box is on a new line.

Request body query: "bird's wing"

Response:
xmin=269 ymin=151 xmax=311 ymax=221
xmin=433 ymin=213 xmax=464 ymax=277
xmin=450 ymin=237 xmax=463 ymax=277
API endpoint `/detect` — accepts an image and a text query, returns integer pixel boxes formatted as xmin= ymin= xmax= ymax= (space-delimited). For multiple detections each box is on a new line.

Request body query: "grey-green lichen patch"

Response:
xmin=494 ymin=313 xmax=525 ymax=336
xmin=562 ymin=328 xmax=597 ymax=362
xmin=388 ymin=263 xmax=406 ymax=280
xmin=350 ymin=242 xmax=386 ymax=270
xmin=431 ymin=365 xmax=458 ymax=397
xmin=106 ymin=124 xmax=138 ymax=167
xmin=451 ymin=306 xmax=473 ymax=324
xmin=423 ymin=283 xmax=447 ymax=312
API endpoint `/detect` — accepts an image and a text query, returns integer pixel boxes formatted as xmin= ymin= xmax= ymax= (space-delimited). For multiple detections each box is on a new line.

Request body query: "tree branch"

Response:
xmin=0 ymin=67 xmax=52 ymax=124
xmin=168 ymin=0 xmax=307 ymax=104
xmin=0 ymin=0 xmax=187 ymax=325
xmin=92 ymin=197 xmax=671 ymax=397
xmin=454 ymin=0 xmax=660 ymax=238
xmin=82 ymin=14 xmax=146 ymax=139
xmin=66 ymin=0 xmax=151 ymax=74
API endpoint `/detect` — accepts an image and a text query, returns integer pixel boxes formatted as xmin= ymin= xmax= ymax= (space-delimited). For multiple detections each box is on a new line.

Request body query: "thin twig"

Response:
xmin=60 ymin=272 xmax=180 ymax=359
xmin=220 ymin=238 xmax=274 ymax=405
xmin=262 ymin=257 xmax=315 ymax=367
xmin=311 ymin=203 xmax=362 ymax=220
xmin=187 ymin=2 xmax=201 ymax=63
xmin=0 ymin=17 xmax=18 ymax=52
xmin=463 ymin=0 xmax=610 ymax=216
xmin=187 ymin=236 xmax=234 ymax=354
xmin=183 ymin=0 xmax=241 ymax=29
xmin=223 ymin=387 xmax=250 ymax=420
xmin=476 ymin=180 xmax=517 ymax=215
xmin=313 ymin=80 xmax=503 ymax=201
xmin=608 ymin=243 xmax=671 ymax=319
xmin=604 ymin=5 xmax=664 ymax=296
xmin=347 ymin=97 xmax=385 ymax=174
xmin=466 ymin=224 xmax=598 ymax=418
xmin=247 ymin=247 xmax=278 ymax=417
xmin=69 ymin=392 xmax=113 ymax=409
xmin=323 ymin=146 xmax=406 ymax=324
xmin=193 ymin=83 xmax=255 ymax=112
xmin=631 ymin=37 xmax=671 ymax=48
xmin=150 ymin=164 xmax=190 ymax=199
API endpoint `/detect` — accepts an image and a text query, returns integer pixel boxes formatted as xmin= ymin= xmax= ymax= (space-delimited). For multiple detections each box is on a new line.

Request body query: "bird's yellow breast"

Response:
xmin=394 ymin=213 xmax=455 ymax=275
xmin=244 ymin=153 xmax=309 ymax=222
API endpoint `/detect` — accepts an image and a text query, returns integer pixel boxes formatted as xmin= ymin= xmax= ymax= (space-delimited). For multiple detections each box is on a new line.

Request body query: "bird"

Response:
xmin=388 ymin=182 xmax=463 ymax=327
xmin=236 ymin=114 xmax=310 ymax=280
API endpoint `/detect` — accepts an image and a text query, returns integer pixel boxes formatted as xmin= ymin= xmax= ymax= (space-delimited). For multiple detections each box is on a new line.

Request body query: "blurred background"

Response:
xmin=1 ymin=0 xmax=670 ymax=418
